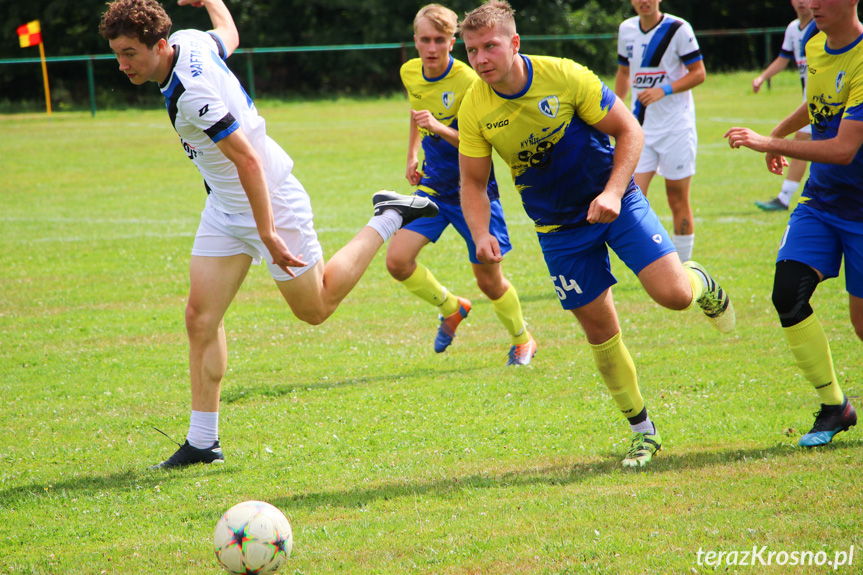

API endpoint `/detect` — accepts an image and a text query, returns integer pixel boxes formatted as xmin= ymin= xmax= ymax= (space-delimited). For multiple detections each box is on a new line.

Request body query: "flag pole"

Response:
xmin=38 ymin=41 xmax=52 ymax=116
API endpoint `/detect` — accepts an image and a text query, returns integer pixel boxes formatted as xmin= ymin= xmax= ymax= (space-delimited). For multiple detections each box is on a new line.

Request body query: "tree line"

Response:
xmin=1 ymin=0 xmax=800 ymax=109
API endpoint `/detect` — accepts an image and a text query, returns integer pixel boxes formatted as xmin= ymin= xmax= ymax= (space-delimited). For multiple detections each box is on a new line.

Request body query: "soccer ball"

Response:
xmin=213 ymin=500 xmax=293 ymax=575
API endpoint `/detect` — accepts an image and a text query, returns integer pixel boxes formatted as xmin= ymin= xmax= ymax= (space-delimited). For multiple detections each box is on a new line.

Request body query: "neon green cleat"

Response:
xmin=622 ymin=429 xmax=662 ymax=468
xmin=683 ymin=260 xmax=736 ymax=334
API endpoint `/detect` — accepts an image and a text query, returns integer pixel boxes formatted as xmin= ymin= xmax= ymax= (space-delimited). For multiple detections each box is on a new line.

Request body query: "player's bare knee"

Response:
xmin=290 ymin=303 xmax=331 ymax=326
xmin=384 ymin=254 xmax=412 ymax=280
xmin=185 ymin=304 xmax=222 ymax=339
xmin=475 ymin=274 xmax=507 ymax=300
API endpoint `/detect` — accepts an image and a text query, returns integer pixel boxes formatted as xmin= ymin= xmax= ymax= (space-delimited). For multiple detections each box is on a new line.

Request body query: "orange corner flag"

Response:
xmin=18 ymin=20 xmax=42 ymax=48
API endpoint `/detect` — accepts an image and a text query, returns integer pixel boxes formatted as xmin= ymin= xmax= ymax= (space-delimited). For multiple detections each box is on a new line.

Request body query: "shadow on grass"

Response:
xmin=0 ymin=465 xmax=240 ymax=509
xmin=3 ymin=440 xmax=859 ymax=510
xmin=272 ymin=440 xmax=863 ymax=512
xmin=221 ymin=365 xmax=491 ymax=403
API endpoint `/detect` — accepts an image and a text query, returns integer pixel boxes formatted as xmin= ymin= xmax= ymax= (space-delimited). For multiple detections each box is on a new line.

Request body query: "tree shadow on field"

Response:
xmin=220 ymin=365 xmax=491 ymax=404
xmin=272 ymin=441 xmax=862 ymax=513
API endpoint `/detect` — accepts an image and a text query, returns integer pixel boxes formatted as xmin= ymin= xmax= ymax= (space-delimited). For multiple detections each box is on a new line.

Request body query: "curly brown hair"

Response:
xmin=99 ymin=0 xmax=172 ymax=48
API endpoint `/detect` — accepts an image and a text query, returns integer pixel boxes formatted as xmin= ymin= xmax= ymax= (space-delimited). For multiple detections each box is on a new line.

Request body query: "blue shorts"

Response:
xmin=777 ymin=202 xmax=863 ymax=298
xmin=539 ymin=192 xmax=676 ymax=310
xmin=403 ymin=198 xmax=512 ymax=264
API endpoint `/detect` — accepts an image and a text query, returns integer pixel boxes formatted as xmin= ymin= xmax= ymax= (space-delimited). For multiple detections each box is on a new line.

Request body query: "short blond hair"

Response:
xmin=414 ymin=4 xmax=458 ymax=37
xmin=459 ymin=0 xmax=516 ymax=35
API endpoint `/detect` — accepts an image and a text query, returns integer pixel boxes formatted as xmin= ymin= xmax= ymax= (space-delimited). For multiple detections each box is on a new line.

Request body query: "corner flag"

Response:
xmin=17 ymin=20 xmax=52 ymax=116
xmin=17 ymin=21 xmax=42 ymax=48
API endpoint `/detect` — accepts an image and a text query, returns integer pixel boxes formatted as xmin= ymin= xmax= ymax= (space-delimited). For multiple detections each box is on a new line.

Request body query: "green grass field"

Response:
xmin=2 ymin=71 xmax=861 ymax=574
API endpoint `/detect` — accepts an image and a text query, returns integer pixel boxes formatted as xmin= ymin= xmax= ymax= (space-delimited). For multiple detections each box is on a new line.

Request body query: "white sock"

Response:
xmin=631 ymin=419 xmax=655 ymax=434
xmin=188 ymin=410 xmax=219 ymax=449
xmin=672 ymin=234 xmax=694 ymax=262
xmin=777 ymin=180 xmax=799 ymax=206
xmin=367 ymin=210 xmax=403 ymax=242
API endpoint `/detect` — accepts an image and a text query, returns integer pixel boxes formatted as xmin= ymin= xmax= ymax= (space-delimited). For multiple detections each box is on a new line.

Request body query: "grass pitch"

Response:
xmin=1 ymin=71 xmax=861 ymax=574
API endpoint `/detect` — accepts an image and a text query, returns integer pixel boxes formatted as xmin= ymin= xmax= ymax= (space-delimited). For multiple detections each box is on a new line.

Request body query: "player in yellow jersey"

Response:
xmin=458 ymin=0 xmax=736 ymax=467
xmin=726 ymin=0 xmax=862 ymax=447
xmin=387 ymin=4 xmax=536 ymax=365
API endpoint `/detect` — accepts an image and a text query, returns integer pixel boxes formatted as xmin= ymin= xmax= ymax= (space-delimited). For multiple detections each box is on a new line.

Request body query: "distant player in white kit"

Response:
xmin=99 ymin=0 xmax=437 ymax=469
xmin=615 ymin=0 xmax=705 ymax=263
xmin=752 ymin=0 xmax=819 ymax=212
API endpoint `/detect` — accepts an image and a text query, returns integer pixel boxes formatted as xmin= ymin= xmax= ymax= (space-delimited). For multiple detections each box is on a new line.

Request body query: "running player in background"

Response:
xmin=388 ymin=4 xmax=536 ymax=365
xmin=99 ymin=0 xmax=437 ymax=469
xmin=725 ymin=0 xmax=862 ymax=447
xmin=752 ymin=0 xmax=819 ymax=212
xmin=615 ymin=0 xmax=705 ymax=263
xmin=458 ymin=0 xmax=735 ymax=467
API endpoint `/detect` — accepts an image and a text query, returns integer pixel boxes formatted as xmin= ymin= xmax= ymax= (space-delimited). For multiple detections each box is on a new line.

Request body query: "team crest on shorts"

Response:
xmin=442 ymin=91 xmax=455 ymax=109
xmin=538 ymin=96 xmax=559 ymax=119
xmin=836 ymin=71 xmax=846 ymax=94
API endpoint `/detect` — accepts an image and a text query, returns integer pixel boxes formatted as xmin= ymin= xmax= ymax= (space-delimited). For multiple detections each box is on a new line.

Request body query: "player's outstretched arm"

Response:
xmin=179 ymin=0 xmax=239 ymax=56
xmin=726 ymin=110 xmax=863 ymax=167
xmin=459 ymin=153 xmax=500 ymax=263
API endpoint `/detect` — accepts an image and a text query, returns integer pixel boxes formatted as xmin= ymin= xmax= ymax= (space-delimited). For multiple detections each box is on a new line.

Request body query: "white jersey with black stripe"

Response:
xmin=617 ymin=14 xmax=702 ymax=137
xmin=779 ymin=18 xmax=819 ymax=90
xmin=159 ymin=29 xmax=293 ymax=214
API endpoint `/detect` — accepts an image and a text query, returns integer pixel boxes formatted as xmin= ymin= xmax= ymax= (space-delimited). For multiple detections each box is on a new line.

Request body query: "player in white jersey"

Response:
xmin=99 ymin=0 xmax=437 ymax=469
xmin=615 ymin=0 xmax=706 ymax=263
xmin=752 ymin=0 xmax=818 ymax=211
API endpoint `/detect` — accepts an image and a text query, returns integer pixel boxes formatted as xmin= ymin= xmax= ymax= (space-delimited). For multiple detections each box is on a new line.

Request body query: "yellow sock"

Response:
xmin=491 ymin=284 xmax=529 ymax=345
xmin=590 ymin=332 xmax=644 ymax=419
xmin=683 ymin=266 xmax=704 ymax=311
xmin=784 ymin=314 xmax=844 ymax=405
xmin=400 ymin=263 xmax=459 ymax=316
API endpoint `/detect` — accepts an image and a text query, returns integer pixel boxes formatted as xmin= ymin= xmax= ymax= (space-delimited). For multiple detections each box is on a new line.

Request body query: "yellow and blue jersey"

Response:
xmin=459 ymin=55 xmax=630 ymax=233
xmin=400 ymin=56 xmax=498 ymax=206
xmin=803 ymin=32 xmax=863 ymax=221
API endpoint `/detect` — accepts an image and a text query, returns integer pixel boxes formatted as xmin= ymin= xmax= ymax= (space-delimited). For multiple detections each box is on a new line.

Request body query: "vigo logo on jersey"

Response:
xmin=517 ymin=140 xmax=555 ymax=169
xmin=633 ymin=71 xmax=667 ymax=89
xmin=485 ymin=119 xmax=509 ymax=130
xmin=538 ymin=96 xmax=559 ymax=119
xmin=442 ymin=91 xmax=454 ymax=109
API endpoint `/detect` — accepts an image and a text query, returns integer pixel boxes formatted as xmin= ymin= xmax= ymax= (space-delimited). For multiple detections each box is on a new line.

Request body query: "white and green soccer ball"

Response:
xmin=213 ymin=500 xmax=293 ymax=575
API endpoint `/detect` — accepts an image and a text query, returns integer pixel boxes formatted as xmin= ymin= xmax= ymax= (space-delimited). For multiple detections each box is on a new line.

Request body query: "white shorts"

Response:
xmin=637 ymin=129 xmax=697 ymax=180
xmin=191 ymin=173 xmax=323 ymax=282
